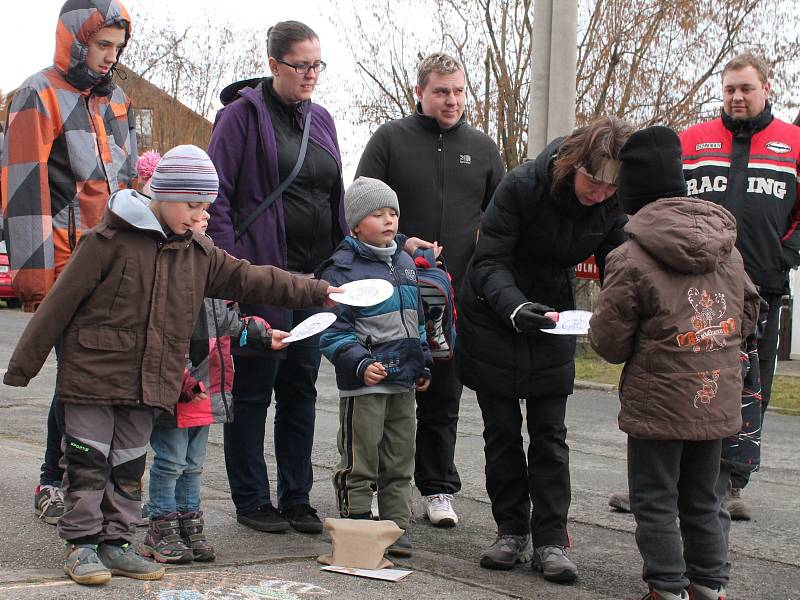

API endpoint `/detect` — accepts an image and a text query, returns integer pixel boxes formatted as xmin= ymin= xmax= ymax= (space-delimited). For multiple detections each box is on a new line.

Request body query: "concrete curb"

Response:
xmin=574 ymin=379 xmax=616 ymax=392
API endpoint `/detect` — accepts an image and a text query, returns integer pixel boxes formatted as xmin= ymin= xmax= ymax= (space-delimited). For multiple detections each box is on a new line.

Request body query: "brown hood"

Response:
xmin=624 ymin=197 xmax=737 ymax=275
xmin=54 ymin=0 xmax=131 ymax=93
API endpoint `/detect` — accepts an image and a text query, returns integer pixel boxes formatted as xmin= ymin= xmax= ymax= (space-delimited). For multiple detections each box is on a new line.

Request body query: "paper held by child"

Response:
xmin=328 ymin=279 xmax=394 ymax=307
xmin=540 ymin=310 xmax=593 ymax=335
xmin=283 ymin=312 xmax=338 ymax=343
xmin=320 ymin=565 xmax=413 ymax=582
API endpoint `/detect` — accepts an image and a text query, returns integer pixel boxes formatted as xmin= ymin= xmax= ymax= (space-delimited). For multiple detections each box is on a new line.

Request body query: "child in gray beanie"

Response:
xmin=318 ymin=176 xmax=432 ymax=558
xmin=344 ymin=176 xmax=401 ymax=232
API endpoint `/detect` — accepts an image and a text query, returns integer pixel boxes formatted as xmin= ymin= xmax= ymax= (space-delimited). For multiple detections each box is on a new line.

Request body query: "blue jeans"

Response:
xmin=223 ymin=309 xmax=321 ymax=514
xmin=147 ymin=424 xmax=210 ymax=517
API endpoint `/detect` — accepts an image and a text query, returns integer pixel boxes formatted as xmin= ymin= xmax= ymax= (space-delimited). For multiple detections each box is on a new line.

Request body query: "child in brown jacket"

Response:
xmin=3 ymin=145 xmax=339 ymax=586
xmin=588 ymin=127 xmax=760 ymax=600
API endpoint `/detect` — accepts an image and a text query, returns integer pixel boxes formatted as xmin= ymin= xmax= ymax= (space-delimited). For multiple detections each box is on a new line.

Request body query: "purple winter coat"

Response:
xmin=207 ymin=78 xmax=348 ymax=334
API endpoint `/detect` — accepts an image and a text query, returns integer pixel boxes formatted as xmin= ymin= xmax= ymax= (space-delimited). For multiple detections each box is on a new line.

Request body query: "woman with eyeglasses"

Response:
xmin=207 ymin=20 xmax=347 ymax=536
xmin=454 ymin=116 xmax=634 ymax=583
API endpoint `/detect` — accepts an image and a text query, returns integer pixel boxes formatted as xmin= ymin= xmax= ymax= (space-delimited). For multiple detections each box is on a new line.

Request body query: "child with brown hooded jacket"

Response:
xmin=588 ymin=127 xmax=761 ymax=600
xmin=3 ymin=145 xmax=339 ymax=586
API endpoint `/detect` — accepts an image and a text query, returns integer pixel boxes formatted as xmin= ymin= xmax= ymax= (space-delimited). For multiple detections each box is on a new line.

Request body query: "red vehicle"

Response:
xmin=0 ymin=240 xmax=21 ymax=308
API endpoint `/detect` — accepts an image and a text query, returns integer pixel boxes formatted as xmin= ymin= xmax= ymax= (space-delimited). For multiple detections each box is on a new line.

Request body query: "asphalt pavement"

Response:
xmin=0 ymin=307 xmax=797 ymax=599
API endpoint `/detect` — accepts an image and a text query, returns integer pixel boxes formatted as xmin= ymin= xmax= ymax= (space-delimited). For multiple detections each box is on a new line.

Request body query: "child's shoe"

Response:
xmin=179 ymin=511 xmax=215 ymax=562
xmin=688 ymin=582 xmax=726 ymax=600
xmin=63 ymin=543 xmax=111 ymax=585
xmin=35 ymin=484 xmax=65 ymax=525
xmin=97 ymin=542 xmax=165 ymax=580
xmin=641 ymin=588 xmax=689 ymax=600
xmin=142 ymin=513 xmax=194 ymax=563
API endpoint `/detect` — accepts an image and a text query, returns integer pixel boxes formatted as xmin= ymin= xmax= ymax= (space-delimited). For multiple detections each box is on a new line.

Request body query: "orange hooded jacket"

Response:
xmin=0 ymin=0 xmax=136 ymax=311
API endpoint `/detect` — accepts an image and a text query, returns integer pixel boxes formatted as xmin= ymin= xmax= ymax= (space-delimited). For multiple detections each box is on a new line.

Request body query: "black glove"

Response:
xmin=513 ymin=302 xmax=557 ymax=335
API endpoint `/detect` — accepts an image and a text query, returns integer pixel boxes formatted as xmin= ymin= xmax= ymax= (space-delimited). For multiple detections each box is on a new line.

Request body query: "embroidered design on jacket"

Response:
xmin=676 ymin=288 xmax=736 ymax=352
xmin=693 ymin=369 xmax=720 ymax=408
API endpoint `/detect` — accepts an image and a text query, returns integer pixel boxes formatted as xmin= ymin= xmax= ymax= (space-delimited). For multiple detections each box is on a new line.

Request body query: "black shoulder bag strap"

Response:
xmin=234 ymin=108 xmax=313 ymax=242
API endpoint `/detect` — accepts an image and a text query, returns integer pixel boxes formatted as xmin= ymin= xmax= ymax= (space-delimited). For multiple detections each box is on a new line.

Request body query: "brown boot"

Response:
xmin=726 ymin=488 xmax=751 ymax=521
xmin=179 ymin=511 xmax=215 ymax=562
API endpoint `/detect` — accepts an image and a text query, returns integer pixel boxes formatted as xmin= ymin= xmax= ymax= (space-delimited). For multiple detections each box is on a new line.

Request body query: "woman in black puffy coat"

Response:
xmin=456 ymin=116 xmax=633 ymax=582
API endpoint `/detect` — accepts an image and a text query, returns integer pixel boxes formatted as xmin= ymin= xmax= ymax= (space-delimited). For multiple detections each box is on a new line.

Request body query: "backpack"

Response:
xmin=413 ymin=248 xmax=457 ymax=360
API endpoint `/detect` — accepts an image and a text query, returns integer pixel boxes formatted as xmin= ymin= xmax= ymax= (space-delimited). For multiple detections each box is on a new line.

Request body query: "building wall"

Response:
xmin=115 ymin=66 xmax=212 ymax=153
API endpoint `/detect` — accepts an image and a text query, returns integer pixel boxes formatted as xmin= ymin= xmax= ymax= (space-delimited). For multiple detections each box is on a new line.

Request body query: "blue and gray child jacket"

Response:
xmin=318 ymin=236 xmax=432 ymax=393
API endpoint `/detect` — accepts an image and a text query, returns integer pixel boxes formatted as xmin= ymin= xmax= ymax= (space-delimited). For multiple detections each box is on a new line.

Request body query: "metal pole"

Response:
xmin=528 ymin=0 xmax=578 ymax=159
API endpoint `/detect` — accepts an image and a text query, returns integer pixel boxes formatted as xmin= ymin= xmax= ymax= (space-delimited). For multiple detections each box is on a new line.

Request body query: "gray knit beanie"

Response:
xmin=345 ymin=177 xmax=400 ymax=230
xmin=149 ymin=145 xmax=219 ymax=203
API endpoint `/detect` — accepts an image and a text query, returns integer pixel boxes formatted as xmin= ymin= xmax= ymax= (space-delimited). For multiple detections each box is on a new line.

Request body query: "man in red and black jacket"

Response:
xmin=680 ymin=52 xmax=800 ymax=520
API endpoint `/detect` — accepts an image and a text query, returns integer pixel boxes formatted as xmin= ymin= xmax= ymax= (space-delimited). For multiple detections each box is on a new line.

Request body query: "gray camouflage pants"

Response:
xmin=58 ymin=403 xmax=152 ymax=544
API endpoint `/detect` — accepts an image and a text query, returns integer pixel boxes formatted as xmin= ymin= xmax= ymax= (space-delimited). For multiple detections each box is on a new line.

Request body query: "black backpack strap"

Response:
xmin=234 ymin=108 xmax=313 ymax=242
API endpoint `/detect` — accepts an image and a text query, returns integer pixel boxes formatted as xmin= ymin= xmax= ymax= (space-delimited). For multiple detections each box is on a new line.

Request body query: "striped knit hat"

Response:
xmin=149 ymin=145 xmax=219 ymax=203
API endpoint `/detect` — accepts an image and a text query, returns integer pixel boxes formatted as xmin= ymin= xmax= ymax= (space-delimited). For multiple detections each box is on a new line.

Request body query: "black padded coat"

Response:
xmin=455 ymin=138 xmax=627 ymax=398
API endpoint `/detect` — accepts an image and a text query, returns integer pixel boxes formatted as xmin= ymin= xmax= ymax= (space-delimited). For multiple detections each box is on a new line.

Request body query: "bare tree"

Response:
xmin=122 ymin=9 xmax=267 ymax=119
xmin=335 ymin=0 xmax=800 ymax=170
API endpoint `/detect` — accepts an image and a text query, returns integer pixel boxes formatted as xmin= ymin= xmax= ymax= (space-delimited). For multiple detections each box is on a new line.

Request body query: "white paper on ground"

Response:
xmin=540 ymin=310 xmax=593 ymax=335
xmin=320 ymin=565 xmax=413 ymax=581
xmin=328 ymin=278 xmax=394 ymax=307
xmin=283 ymin=312 xmax=338 ymax=343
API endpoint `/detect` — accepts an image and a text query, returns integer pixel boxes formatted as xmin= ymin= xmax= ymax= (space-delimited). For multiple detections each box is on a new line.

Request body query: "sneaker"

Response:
xmin=422 ymin=494 xmax=458 ymax=527
xmin=179 ymin=511 xmax=215 ymax=562
xmin=237 ymin=503 xmax=291 ymax=533
xmin=726 ymin=488 xmax=751 ymax=521
xmin=688 ymin=582 xmax=726 ymax=600
xmin=386 ymin=532 xmax=412 ymax=558
xmin=281 ymin=503 xmax=323 ymax=534
xmin=608 ymin=490 xmax=631 ymax=513
xmin=35 ymin=484 xmax=64 ymax=525
xmin=532 ymin=545 xmax=578 ymax=583
xmin=642 ymin=589 xmax=689 ymax=600
xmin=63 ymin=543 xmax=111 ymax=585
xmin=480 ymin=533 xmax=533 ymax=570
xmin=142 ymin=513 xmax=194 ymax=563
xmin=97 ymin=542 xmax=165 ymax=580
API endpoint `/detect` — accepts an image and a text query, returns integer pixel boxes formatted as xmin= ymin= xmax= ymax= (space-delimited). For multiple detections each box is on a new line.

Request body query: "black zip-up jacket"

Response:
xmin=261 ymin=80 xmax=339 ymax=273
xmin=355 ymin=104 xmax=505 ymax=289
xmin=680 ymin=104 xmax=800 ymax=293
xmin=455 ymin=138 xmax=628 ymax=399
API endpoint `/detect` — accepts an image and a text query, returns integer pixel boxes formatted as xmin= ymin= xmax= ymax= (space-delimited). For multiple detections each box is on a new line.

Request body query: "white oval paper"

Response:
xmin=283 ymin=312 xmax=337 ymax=343
xmin=328 ymin=278 xmax=394 ymax=307
xmin=540 ymin=310 xmax=593 ymax=335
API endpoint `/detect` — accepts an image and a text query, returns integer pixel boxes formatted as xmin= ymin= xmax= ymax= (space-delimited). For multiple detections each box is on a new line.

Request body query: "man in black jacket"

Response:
xmin=356 ymin=53 xmax=504 ymax=527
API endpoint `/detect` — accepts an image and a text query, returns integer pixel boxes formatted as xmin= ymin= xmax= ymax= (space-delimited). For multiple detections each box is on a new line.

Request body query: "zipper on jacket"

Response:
xmin=435 ymin=133 xmax=445 ymax=242
xmin=68 ymin=205 xmax=77 ymax=250
xmin=84 ymin=97 xmax=110 ymax=186
xmin=388 ymin=264 xmax=411 ymax=338
xmin=211 ymin=301 xmax=232 ymax=423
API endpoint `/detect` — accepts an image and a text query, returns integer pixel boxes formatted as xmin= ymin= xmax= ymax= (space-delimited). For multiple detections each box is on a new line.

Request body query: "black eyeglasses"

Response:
xmin=275 ymin=58 xmax=327 ymax=75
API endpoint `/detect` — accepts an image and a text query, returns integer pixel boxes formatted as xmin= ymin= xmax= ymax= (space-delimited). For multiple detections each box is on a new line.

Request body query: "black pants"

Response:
xmin=40 ymin=341 xmax=64 ymax=486
xmin=223 ymin=309 xmax=321 ymax=514
xmin=476 ymin=391 xmax=570 ymax=547
xmin=628 ymin=437 xmax=728 ymax=594
xmin=414 ymin=359 xmax=462 ymax=496
xmin=758 ymin=292 xmax=782 ymax=410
